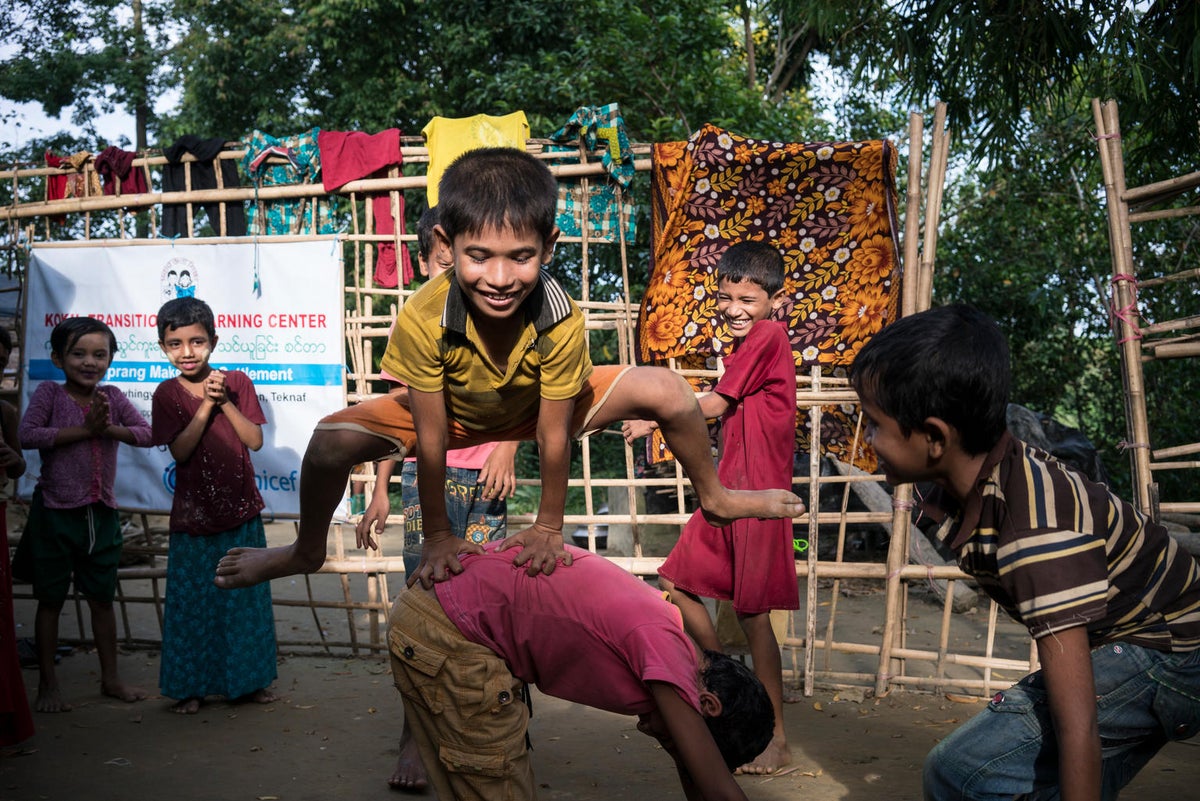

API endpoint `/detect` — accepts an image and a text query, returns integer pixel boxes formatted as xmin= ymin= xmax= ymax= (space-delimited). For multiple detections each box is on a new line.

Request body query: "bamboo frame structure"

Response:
xmin=1092 ymin=99 xmax=1200 ymax=519
xmin=3 ymin=112 xmax=1036 ymax=696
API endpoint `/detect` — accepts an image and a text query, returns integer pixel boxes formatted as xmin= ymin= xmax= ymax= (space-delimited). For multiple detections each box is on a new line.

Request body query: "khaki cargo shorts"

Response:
xmin=389 ymin=585 xmax=535 ymax=801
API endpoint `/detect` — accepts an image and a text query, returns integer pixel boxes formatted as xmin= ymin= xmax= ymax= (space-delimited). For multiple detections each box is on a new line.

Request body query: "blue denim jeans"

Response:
xmin=924 ymin=641 xmax=1200 ymax=800
xmin=400 ymin=461 xmax=507 ymax=577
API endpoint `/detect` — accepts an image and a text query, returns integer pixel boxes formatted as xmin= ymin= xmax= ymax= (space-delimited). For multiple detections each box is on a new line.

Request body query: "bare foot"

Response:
xmin=35 ymin=684 xmax=72 ymax=713
xmin=214 ymin=544 xmax=324 ymax=589
xmin=101 ymin=680 xmax=148 ymax=704
xmin=171 ymin=697 xmax=202 ymax=714
xmin=735 ymin=735 xmax=791 ymax=775
xmin=387 ymin=731 xmax=429 ymax=792
xmin=703 ymin=489 xmax=805 ymax=527
xmin=236 ymin=688 xmax=278 ymax=705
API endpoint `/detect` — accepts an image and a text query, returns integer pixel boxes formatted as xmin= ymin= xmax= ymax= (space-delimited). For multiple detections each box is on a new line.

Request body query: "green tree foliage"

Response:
xmin=0 ymin=0 xmax=171 ymax=149
xmin=882 ymin=0 xmax=1200 ymax=165
xmin=162 ymin=0 xmax=820 ymax=143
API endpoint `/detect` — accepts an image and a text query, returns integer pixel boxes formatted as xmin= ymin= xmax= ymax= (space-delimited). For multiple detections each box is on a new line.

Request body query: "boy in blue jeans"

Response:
xmin=850 ymin=304 xmax=1200 ymax=800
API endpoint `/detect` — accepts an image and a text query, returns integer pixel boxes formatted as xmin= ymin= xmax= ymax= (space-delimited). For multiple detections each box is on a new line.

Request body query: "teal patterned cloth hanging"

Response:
xmin=545 ymin=104 xmax=637 ymax=244
xmin=242 ymin=128 xmax=337 ymax=236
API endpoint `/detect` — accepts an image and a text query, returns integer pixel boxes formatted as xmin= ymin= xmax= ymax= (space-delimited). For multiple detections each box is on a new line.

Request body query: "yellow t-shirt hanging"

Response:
xmin=422 ymin=112 xmax=530 ymax=206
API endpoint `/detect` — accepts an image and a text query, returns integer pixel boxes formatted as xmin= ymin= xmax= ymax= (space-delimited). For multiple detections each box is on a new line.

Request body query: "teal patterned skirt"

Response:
xmin=159 ymin=517 xmax=278 ymax=700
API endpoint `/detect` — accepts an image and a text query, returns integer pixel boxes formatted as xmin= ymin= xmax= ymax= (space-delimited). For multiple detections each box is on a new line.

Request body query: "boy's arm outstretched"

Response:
xmin=1037 ymin=626 xmax=1101 ymax=801
xmin=498 ymin=396 xmax=574 ymax=576
xmin=642 ymin=683 xmax=750 ymax=801
xmin=355 ymin=458 xmax=394 ymax=550
xmin=407 ymin=386 xmax=483 ymax=588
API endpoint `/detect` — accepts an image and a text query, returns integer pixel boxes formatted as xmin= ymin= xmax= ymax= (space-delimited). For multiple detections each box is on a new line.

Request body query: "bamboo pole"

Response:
xmin=1092 ymin=98 xmax=1155 ymax=514
xmin=916 ymin=102 xmax=949 ymax=311
xmin=1145 ymin=342 xmax=1200 ymax=360
xmin=1129 ymin=205 xmax=1200 ymax=223
xmin=875 ymin=481 xmax=914 ymax=696
xmin=1 ymin=160 xmax=649 ymax=222
xmin=803 ymin=367 xmax=823 ymax=696
xmin=902 ymin=110 xmax=924 ymax=317
xmin=1121 ymin=168 xmax=1200 ymax=205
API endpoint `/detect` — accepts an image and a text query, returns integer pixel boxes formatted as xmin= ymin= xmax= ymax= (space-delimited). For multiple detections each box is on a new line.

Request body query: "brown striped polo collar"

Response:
xmin=945 ymin=430 xmax=1016 ymax=549
xmin=441 ymin=268 xmax=574 ymax=335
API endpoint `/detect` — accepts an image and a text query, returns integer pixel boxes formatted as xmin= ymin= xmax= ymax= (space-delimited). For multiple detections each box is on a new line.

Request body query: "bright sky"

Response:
xmin=0 ymin=97 xmax=142 ymax=152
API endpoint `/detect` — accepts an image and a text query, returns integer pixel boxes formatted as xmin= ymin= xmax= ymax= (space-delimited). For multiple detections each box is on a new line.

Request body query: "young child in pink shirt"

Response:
xmin=17 ymin=317 xmax=152 ymax=713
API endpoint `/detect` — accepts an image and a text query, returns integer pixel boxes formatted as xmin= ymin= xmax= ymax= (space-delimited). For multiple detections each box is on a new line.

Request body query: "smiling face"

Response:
xmin=53 ymin=331 xmax=114 ymax=396
xmin=716 ymin=276 xmax=784 ymax=338
xmin=160 ymin=322 xmax=216 ymax=380
xmin=859 ymin=389 xmax=934 ymax=486
xmin=446 ymin=223 xmax=558 ymax=329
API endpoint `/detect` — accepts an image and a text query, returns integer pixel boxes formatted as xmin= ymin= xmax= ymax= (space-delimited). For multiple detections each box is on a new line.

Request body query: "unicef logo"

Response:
xmin=162 ymin=462 xmax=177 ymax=495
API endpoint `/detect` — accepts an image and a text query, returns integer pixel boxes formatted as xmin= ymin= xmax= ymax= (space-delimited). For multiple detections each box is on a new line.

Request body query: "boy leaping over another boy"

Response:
xmin=216 ymin=147 xmax=804 ymax=590
xmin=389 ymin=541 xmax=774 ymax=801
xmin=851 ymin=304 xmax=1200 ymax=801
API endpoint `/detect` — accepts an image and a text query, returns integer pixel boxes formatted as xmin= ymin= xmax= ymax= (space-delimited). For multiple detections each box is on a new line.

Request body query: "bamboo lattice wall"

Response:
xmin=1 ymin=113 xmax=1037 ymax=698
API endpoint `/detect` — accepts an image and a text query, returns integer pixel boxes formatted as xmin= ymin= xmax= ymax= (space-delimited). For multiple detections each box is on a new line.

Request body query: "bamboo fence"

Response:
xmin=2 ymin=110 xmax=1037 ymax=699
xmin=1092 ymin=99 xmax=1200 ymax=518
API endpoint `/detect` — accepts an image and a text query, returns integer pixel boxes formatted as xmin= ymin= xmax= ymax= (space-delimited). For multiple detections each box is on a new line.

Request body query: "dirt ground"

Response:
xmin=4 ymin=522 xmax=1199 ymax=801
xmin=3 ymin=651 xmax=1197 ymax=801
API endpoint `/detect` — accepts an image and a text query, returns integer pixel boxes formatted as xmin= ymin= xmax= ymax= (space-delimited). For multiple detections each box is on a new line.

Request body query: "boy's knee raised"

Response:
xmin=304 ymin=429 xmax=364 ymax=472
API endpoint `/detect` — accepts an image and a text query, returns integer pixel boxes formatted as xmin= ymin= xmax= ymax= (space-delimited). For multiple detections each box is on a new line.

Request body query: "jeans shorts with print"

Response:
xmin=924 ymin=640 xmax=1200 ymax=800
xmin=400 ymin=460 xmax=507 ymax=577
xmin=389 ymin=584 xmax=534 ymax=801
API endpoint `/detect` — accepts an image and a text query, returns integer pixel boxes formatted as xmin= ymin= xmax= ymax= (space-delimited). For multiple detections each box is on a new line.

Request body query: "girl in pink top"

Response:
xmin=16 ymin=317 xmax=152 ymax=713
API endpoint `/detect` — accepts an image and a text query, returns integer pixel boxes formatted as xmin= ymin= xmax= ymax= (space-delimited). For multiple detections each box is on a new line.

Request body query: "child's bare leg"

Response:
xmin=34 ymin=601 xmax=70 ymax=713
xmin=735 ymin=611 xmax=790 ymax=775
xmin=388 ymin=718 xmax=429 ymax=792
xmin=594 ymin=367 xmax=804 ymax=522
xmin=659 ymin=577 xmax=721 ymax=652
xmin=216 ymin=428 xmax=395 ymax=589
xmin=90 ymin=600 xmax=146 ymax=704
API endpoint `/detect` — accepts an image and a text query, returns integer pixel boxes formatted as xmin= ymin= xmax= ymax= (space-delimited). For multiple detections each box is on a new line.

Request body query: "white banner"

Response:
xmin=20 ymin=240 xmax=346 ymax=520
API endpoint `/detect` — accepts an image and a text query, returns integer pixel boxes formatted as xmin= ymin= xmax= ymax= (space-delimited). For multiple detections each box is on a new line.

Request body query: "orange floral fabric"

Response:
xmin=638 ymin=125 xmax=902 ymax=467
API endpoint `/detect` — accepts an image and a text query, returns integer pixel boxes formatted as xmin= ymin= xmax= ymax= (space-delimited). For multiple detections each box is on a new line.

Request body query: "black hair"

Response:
xmin=700 ymin=650 xmax=774 ymax=770
xmin=0 ymin=326 xmax=12 ymax=354
xmin=157 ymin=296 xmax=216 ymax=341
xmin=50 ymin=316 xmax=117 ymax=359
xmin=436 ymin=147 xmax=557 ymax=246
xmin=717 ymin=241 xmax=786 ymax=296
xmin=849 ymin=303 xmax=1010 ymax=455
xmin=416 ymin=206 xmax=439 ymax=261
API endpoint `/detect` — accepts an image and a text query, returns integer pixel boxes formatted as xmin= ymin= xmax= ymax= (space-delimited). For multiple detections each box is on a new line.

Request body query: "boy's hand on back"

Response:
xmin=407 ymin=533 xmax=485 ymax=590
xmin=498 ymin=522 xmax=573 ymax=576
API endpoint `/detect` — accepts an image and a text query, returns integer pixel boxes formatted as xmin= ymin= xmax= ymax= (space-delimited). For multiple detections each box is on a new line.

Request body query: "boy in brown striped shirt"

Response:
xmin=851 ymin=304 xmax=1200 ymax=801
